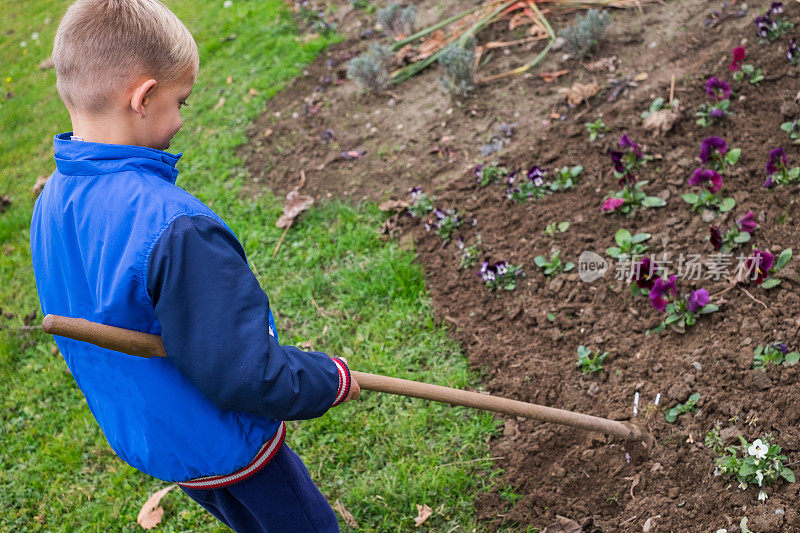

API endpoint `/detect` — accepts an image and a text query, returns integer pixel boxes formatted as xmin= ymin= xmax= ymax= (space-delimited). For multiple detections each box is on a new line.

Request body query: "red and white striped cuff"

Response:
xmin=178 ymin=421 xmax=286 ymax=490
xmin=330 ymin=357 xmax=351 ymax=407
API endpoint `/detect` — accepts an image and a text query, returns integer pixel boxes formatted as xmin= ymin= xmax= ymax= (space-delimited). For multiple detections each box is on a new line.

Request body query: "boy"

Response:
xmin=30 ymin=1 xmax=359 ymax=531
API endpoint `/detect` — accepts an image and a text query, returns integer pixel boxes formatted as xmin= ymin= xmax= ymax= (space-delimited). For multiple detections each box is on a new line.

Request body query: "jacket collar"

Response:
xmin=53 ymin=132 xmax=182 ymax=184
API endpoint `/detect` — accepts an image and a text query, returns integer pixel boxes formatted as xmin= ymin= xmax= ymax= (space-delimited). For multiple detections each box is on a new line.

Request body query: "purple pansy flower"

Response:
xmin=706 ymin=77 xmax=732 ymax=100
xmin=689 ymin=168 xmax=723 ymax=193
xmin=601 ymin=197 xmax=625 ymax=212
xmin=774 ymin=342 xmax=789 ymax=354
xmin=700 ymin=136 xmax=727 ymax=164
xmin=631 ymin=257 xmax=660 ymax=290
xmin=709 ymin=226 xmax=724 ymax=251
xmin=649 ymin=275 xmax=678 ymax=312
xmin=527 ymin=166 xmax=546 ymax=187
xmin=770 ymin=2 xmax=783 ymax=15
xmin=763 ymin=175 xmax=775 ymax=188
xmin=737 ymin=211 xmax=758 ymax=234
xmin=620 ymin=134 xmax=643 ymax=157
xmin=710 ymin=108 xmax=728 ymax=119
xmin=755 ymin=14 xmax=778 ymax=39
xmin=609 ymin=150 xmax=625 ymax=174
xmin=766 ymin=147 xmax=788 ymax=175
xmin=730 ymin=46 xmax=746 ymax=71
xmin=788 ymin=38 xmax=799 ymax=63
xmin=686 ymin=288 xmax=710 ymax=312
xmin=746 ymin=249 xmax=775 ymax=284
xmin=474 ymin=164 xmax=484 ymax=179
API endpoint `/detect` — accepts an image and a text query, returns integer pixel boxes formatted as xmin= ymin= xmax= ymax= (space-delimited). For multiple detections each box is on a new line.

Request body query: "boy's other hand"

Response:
xmin=339 ymin=358 xmax=361 ymax=403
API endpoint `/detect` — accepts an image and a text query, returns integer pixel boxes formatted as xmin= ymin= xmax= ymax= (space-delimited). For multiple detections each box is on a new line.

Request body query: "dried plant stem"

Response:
xmin=272 ymin=220 xmax=292 ymax=258
xmin=669 ymin=73 xmax=675 ymax=102
xmin=739 ymin=286 xmax=769 ymax=310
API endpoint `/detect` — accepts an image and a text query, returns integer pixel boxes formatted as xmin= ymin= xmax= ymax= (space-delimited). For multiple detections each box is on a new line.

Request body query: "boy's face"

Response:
xmin=139 ymin=76 xmax=194 ymax=151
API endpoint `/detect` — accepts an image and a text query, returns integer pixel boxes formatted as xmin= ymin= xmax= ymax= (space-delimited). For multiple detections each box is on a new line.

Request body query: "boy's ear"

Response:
xmin=130 ymin=79 xmax=158 ymax=118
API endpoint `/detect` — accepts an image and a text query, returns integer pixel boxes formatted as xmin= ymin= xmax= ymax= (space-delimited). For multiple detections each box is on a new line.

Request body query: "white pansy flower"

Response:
xmin=748 ymin=439 xmax=768 ymax=460
xmin=758 ymin=490 xmax=768 ymax=502
xmin=738 ymin=481 xmax=747 ymax=490
xmin=756 ymin=470 xmax=764 ymax=486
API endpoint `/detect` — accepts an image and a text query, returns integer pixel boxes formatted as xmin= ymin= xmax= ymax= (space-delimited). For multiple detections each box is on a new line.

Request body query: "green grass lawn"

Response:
xmin=0 ymin=1 xmax=501 ymax=530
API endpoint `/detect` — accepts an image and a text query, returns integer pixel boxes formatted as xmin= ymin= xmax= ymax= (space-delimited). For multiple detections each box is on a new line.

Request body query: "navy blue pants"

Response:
xmin=180 ymin=445 xmax=338 ymax=532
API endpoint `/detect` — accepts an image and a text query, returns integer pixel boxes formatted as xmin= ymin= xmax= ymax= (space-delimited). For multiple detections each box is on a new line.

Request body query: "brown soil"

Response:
xmin=244 ymin=0 xmax=800 ymax=530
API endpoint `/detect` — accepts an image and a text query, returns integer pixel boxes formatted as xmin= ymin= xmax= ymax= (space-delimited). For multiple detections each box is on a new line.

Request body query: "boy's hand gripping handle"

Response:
xmin=42 ymin=314 xmax=652 ymax=447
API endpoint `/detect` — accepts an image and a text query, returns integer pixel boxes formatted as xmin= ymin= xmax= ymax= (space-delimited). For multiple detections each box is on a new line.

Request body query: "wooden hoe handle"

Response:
xmin=43 ymin=314 xmax=652 ymax=446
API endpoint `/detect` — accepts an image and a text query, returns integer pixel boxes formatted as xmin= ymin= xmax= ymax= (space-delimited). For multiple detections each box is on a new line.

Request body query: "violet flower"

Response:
xmin=700 ymin=136 xmax=727 ymax=164
xmin=649 ymin=275 xmax=678 ymax=312
xmin=706 ymin=77 xmax=732 ymax=100
xmin=766 ymin=147 xmax=788 ymax=175
xmin=746 ymin=249 xmax=775 ymax=284
xmin=631 ymin=257 xmax=660 ymax=290
xmin=686 ymin=288 xmax=710 ymax=312
xmin=730 ymin=46 xmax=746 ymax=71
xmin=689 ymin=168 xmax=723 ymax=193
xmin=601 ymin=197 xmax=625 ymax=212
xmin=755 ymin=14 xmax=778 ymax=39
xmin=737 ymin=211 xmax=758 ymax=234
xmin=527 ymin=166 xmax=546 ymax=186
xmin=770 ymin=2 xmax=783 ymax=15
xmin=709 ymin=226 xmax=724 ymax=251
xmin=788 ymin=37 xmax=799 ymax=63
xmin=773 ymin=342 xmax=789 ymax=354
xmin=620 ymin=134 xmax=643 ymax=157
xmin=710 ymin=108 xmax=728 ymax=119
xmin=474 ymin=164 xmax=484 ymax=179
xmin=609 ymin=150 xmax=625 ymax=174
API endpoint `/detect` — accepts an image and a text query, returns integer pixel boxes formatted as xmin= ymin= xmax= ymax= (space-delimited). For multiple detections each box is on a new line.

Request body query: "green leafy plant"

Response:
xmin=534 ymin=250 xmax=574 ymax=277
xmin=585 ymin=118 xmax=609 ymax=141
xmin=753 ymin=343 xmax=800 ymax=370
xmin=576 ymin=345 xmax=608 ymax=374
xmin=479 ymin=261 xmax=524 ymax=291
xmin=705 ymin=426 xmax=724 ymax=454
xmin=755 ymin=248 xmax=792 ymax=289
xmin=408 ymin=187 xmax=434 ymax=217
xmin=665 ymin=392 xmax=700 ymax=423
xmin=605 ymin=228 xmax=650 ymax=260
xmin=425 ymin=208 xmax=463 ymax=242
xmin=560 ymin=9 xmax=611 ymax=58
xmin=715 ymin=435 xmax=796 ymax=501
xmin=780 ymin=120 xmax=800 ymax=145
xmin=733 ymin=63 xmax=765 ymax=85
xmin=548 ymin=165 xmax=583 ymax=191
xmin=544 ymin=221 xmax=570 ymax=237
xmin=640 ymin=96 xmax=679 ymax=119
xmin=347 ymin=43 xmax=393 ymax=92
xmin=475 ymin=162 xmax=508 ymax=187
xmin=457 ymin=235 xmax=481 ymax=270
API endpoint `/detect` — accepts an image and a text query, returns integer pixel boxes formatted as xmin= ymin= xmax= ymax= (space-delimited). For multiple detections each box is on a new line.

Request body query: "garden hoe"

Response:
xmin=42 ymin=314 xmax=653 ymax=448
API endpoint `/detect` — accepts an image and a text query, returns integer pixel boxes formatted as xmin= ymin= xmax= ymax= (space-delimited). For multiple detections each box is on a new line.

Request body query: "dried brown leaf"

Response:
xmin=0 ymin=194 xmax=10 ymax=213
xmin=584 ymin=56 xmax=617 ymax=73
xmin=277 ymin=188 xmax=314 ymax=228
xmin=248 ymin=87 xmax=259 ymax=97
xmin=213 ymin=96 xmax=226 ymax=110
xmin=378 ymin=199 xmax=409 ymax=212
xmin=412 ymin=30 xmax=447 ymax=62
xmin=414 ymin=504 xmax=433 ymax=527
xmin=542 ymin=515 xmax=582 ymax=533
xmin=508 ymin=12 xmax=533 ymax=30
xmin=643 ymin=107 xmax=681 ymax=135
xmin=333 ymin=500 xmax=359 ymax=529
xmin=137 ymin=485 xmax=175 ymax=530
xmin=558 ymin=82 xmax=599 ymax=106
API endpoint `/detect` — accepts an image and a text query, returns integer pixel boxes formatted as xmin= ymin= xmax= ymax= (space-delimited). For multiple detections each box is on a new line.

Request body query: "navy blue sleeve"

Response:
xmin=146 ymin=215 xmax=351 ymax=420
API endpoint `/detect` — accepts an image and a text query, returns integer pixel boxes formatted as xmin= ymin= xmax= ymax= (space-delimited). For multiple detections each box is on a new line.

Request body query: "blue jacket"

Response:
xmin=30 ymin=133 xmax=350 ymax=486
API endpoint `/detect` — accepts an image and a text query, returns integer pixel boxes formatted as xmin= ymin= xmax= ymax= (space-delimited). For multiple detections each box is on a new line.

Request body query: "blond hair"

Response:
xmin=53 ymin=0 xmax=199 ymax=113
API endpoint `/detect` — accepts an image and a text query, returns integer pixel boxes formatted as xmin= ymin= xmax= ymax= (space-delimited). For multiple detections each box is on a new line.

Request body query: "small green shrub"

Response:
xmin=560 ymin=9 xmax=611 ymax=58
xmin=438 ymin=43 xmax=475 ymax=96
xmin=377 ymin=2 xmax=416 ymax=37
xmin=347 ymin=44 xmax=393 ymax=92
